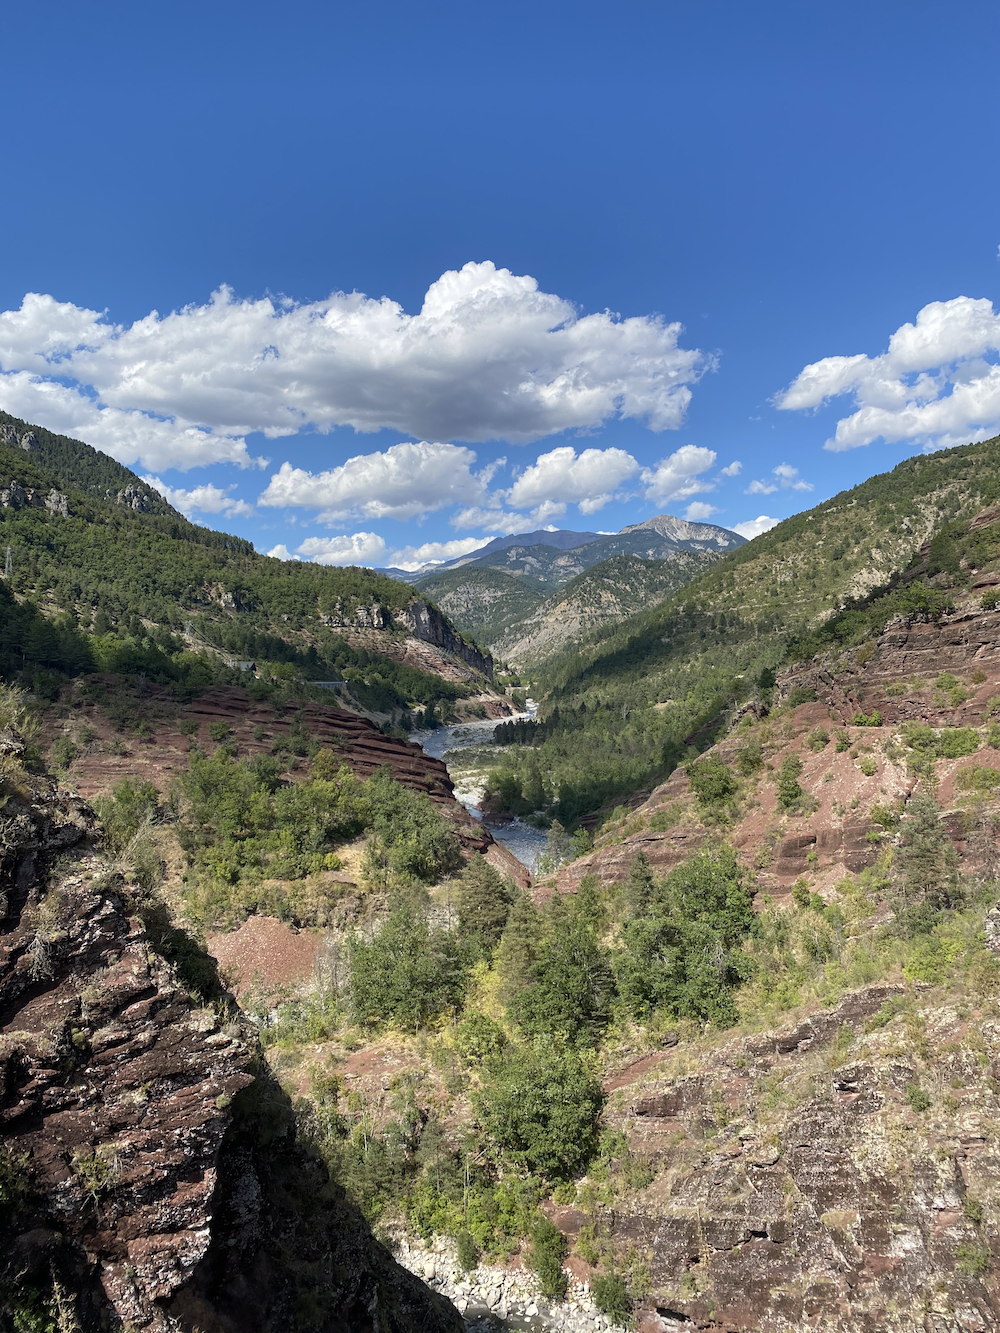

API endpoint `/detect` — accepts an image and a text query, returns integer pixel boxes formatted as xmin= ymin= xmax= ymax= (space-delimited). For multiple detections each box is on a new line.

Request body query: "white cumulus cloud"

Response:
xmin=145 ymin=476 xmax=254 ymax=518
xmin=385 ymin=537 xmax=490 ymax=571
xmin=719 ymin=460 xmax=742 ymax=477
xmin=290 ymin=533 xmax=389 ymax=565
xmin=732 ymin=515 xmax=779 ymax=539
xmin=640 ymin=444 xmax=717 ymax=504
xmin=777 ymin=295 xmax=1000 ymax=452
xmin=745 ymin=463 xmax=812 ymax=495
xmin=0 ymin=263 xmax=711 ymax=471
xmin=505 ymin=445 xmax=639 ymax=516
xmin=258 ymin=441 xmax=490 ymax=523
xmin=684 ymin=501 xmax=719 ymax=521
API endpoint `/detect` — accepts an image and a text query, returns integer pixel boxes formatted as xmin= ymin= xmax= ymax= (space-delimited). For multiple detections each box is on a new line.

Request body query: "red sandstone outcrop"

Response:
xmin=604 ymin=984 xmax=1000 ymax=1332
xmin=0 ymin=773 xmax=463 ymax=1332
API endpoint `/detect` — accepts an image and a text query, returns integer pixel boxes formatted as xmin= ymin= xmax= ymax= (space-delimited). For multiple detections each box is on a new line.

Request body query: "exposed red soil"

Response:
xmin=551 ymin=594 xmax=1000 ymax=903
xmin=207 ymin=916 xmax=322 ymax=996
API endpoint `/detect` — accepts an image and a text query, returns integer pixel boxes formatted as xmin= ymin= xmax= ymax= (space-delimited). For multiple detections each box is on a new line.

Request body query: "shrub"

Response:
xmin=208 ymin=720 xmax=234 ymax=743
xmin=858 ymin=754 xmax=877 ymax=777
xmin=852 ymin=710 xmax=882 ymax=727
xmin=686 ymin=755 xmax=737 ymax=806
xmin=455 ymin=1229 xmax=480 ymax=1272
xmin=806 ymin=727 xmax=830 ymax=752
xmin=527 ymin=1216 xmax=568 ymax=1300
xmin=454 ymin=1013 xmax=507 ymax=1066
xmin=936 ymin=727 xmax=981 ymax=758
xmin=869 ymin=801 xmax=900 ymax=830
xmin=735 ymin=737 xmax=764 ymax=775
xmin=474 ymin=1037 xmax=604 ymax=1180
xmin=591 ymin=1273 xmax=631 ymax=1323
xmin=786 ymin=687 xmax=817 ymax=707
xmin=51 ymin=736 xmax=79 ymax=769
xmin=776 ymin=756 xmax=804 ymax=808
xmin=956 ymin=765 xmax=1000 ymax=792
xmin=835 ymin=731 xmax=852 ymax=752
xmin=906 ymin=1084 xmax=931 ymax=1113
xmin=956 ymin=1240 xmax=991 ymax=1277
xmin=964 ymin=1196 xmax=984 ymax=1225
xmin=649 ymin=803 xmax=681 ymax=831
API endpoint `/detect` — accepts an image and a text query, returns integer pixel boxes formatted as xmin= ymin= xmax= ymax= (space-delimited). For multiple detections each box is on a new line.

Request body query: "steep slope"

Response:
xmin=413 ymin=565 xmax=544 ymax=648
xmin=484 ymin=437 xmax=1000 ymax=823
xmin=0 ymin=410 xmax=179 ymax=517
xmin=0 ymin=413 xmax=497 ymax=711
xmin=0 ymin=741 xmax=462 ymax=1333
xmin=492 ymin=554 xmax=713 ymax=667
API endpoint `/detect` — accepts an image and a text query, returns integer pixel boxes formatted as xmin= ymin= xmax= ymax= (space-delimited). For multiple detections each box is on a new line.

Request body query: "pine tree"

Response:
xmin=456 ymin=854 xmax=516 ymax=955
xmin=893 ymin=787 xmax=961 ymax=933
xmin=495 ymin=891 xmax=542 ymax=1005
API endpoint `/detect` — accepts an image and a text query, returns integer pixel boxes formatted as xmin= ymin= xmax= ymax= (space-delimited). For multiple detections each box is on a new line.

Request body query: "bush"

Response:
xmin=475 ymin=1037 xmax=604 ymax=1180
xmin=906 ymin=1084 xmax=931 ymax=1112
xmin=957 ymin=1240 xmax=991 ymax=1277
xmin=776 ymin=756 xmax=804 ymax=808
xmin=591 ymin=1272 xmax=631 ymax=1323
xmin=852 ymin=710 xmax=882 ymax=727
xmin=50 ymin=736 xmax=79 ymax=769
xmin=686 ymin=755 xmax=737 ymax=806
xmin=527 ymin=1216 xmax=568 ymax=1300
xmin=786 ymin=687 xmax=817 ymax=707
xmin=956 ymin=765 xmax=1000 ymax=792
xmin=735 ymin=737 xmax=763 ymax=775
xmin=806 ymin=727 xmax=830 ymax=752
xmin=455 ymin=1229 xmax=480 ymax=1272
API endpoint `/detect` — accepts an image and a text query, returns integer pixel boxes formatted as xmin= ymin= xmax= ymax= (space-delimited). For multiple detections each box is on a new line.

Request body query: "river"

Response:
xmin=410 ymin=707 xmax=548 ymax=874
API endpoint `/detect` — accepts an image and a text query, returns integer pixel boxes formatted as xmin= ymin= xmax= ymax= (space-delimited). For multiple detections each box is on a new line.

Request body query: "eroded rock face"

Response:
xmin=395 ymin=598 xmax=494 ymax=680
xmin=604 ymin=987 xmax=1000 ymax=1333
xmin=0 ymin=778 xmax=464 ymax=1333
xmin=0 ymin=783 xmax=255 ymax=1327
xmin=0 ymin=479 xmax=68 ymax=515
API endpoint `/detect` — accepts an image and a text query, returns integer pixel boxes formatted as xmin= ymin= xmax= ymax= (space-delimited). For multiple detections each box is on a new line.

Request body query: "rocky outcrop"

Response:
xmin=0 ymin=771 xmax=464 ymax=1331
xmin=602 ymin=985 xmax=1000 ymax=1332
xmin=0 ymin=479 xmax=68 ymax=515
xmin=395 ymin=598 xmax=494 ymax=680
xmin=0 ymin=424 xmax=37 ymax=452
xmin=108 ymin=482 xmax=158 ymax=512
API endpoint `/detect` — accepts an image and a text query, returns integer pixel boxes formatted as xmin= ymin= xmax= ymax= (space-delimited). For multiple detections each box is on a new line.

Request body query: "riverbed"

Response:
xmin=410 ymin=709 xmax=548 ymax=874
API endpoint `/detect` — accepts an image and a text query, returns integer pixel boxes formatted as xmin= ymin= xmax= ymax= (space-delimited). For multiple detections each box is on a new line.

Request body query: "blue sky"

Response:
xmin=4 ymin=1 xmax=1000 ymax=568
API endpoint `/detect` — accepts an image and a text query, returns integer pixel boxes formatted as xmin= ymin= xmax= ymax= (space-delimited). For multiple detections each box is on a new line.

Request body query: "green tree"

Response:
xmin=615 ymin=845 xmax=755 ymax=1026
xmin=349 ymin=901 xmax=471 ymax=1031
xmin=509 ymin=896 xmax=614 ymax=1046
xmin=495 ymin=892 xmax=543 ymax=1005
xmin=456 ymin=854 xmax=516 ymax=955
xmin=892 ymin=788 xmax=961 ymax=934
xmin=475 ymin=1037 xmax=604 ymax=1179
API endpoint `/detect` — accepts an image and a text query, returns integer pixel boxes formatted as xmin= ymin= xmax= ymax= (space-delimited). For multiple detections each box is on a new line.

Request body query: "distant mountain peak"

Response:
xmin=619 ymin=513 xmax=744 ymax=547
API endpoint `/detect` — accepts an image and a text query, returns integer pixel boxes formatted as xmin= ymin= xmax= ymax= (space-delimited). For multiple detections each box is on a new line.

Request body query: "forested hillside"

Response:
xmin=488 ymin=436 xmax=1000 ymax=822
xmin=0 ymin=414 xmax=491 ymax=714
xmin=414 ymin=565 xmax=544 ymax=649
xmin=492 ymin=552 xmax=716 ymax=666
